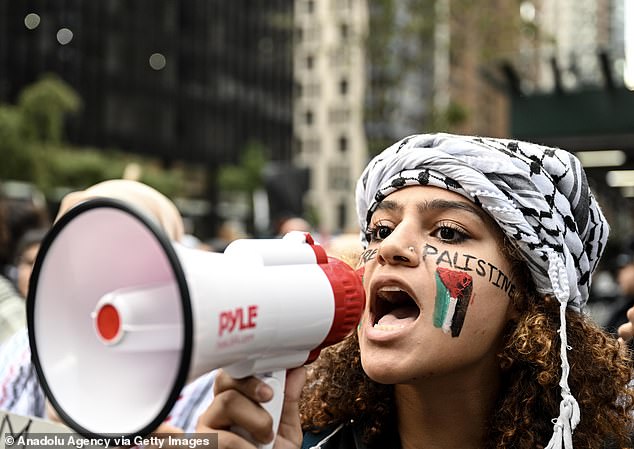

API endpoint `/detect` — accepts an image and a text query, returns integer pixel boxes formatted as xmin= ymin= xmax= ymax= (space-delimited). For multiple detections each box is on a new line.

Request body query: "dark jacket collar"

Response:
xmin=302 ymin=421 xmax=399 ymax=449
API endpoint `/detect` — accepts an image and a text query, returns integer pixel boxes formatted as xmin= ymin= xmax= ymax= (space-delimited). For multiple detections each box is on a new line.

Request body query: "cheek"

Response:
xmin=427 ymin=275 xmax=513 ymax=370
xmin=431 ymin=261 xmax=515 ymax=339
xmin=458 ymin=277 xmax=514 ymax=340
xmin=360 ymin=258 xmax=377 ymax=297
xmin=432 ymin=267 xmax=474 ymax=338
xmin=358 ymin=248 xmax=379 ymax=268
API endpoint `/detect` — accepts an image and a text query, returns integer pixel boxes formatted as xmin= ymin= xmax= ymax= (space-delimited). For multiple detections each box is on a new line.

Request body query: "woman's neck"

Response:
xmin=394 ymin=359 xmax=501 ymax=449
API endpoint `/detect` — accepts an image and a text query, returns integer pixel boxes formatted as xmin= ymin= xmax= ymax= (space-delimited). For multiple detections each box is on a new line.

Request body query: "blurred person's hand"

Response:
xmin=617 ymin=305 xmax=634 ymax=345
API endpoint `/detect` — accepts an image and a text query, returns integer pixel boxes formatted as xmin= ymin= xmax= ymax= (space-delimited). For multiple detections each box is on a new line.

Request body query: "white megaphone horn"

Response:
xmin=27 ymin=198 xmax=365 ymax=445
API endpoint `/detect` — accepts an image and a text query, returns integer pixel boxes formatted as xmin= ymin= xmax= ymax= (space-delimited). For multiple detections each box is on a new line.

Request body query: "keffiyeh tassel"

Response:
xmin=545 ymin=251 xmax=580 ymax=449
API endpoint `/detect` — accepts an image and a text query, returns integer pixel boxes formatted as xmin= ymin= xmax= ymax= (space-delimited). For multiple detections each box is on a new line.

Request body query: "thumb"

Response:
xmin=285 ymin=366 xmax=307 ymax=403
xmin=274 ymin=367 xmax=306 ymax=449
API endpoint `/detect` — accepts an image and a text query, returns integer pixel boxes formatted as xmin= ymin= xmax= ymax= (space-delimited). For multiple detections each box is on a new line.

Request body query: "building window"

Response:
xmin=303 ymin=138 xmax=320 ymax=155
xmin=304 ymin=82 xmax=320 ymax=97
xmin=329 ymin=107 xmax=349 ymax=124
xmin=306 ymin=55 xmax=314 ymax=70
xmin=339 ymin=78 xmax=348 ymax=95
xmin=340 ymin=23 xmax=349 ymax=41
xmin=305 ymin=109 xmax=314 ymax=125
xmin=333 ymin=0 xmax=352 ymax=13
xmin=304 ymin=27 xmax=319 ymax=42
xmin=338 ymin=202 xmax=347 ymax=230
xmin=338 ymin=135 xmax=348 ymax=152
xmin=329 ymin=165 xmax=350 ymax=190
xmin=330 ymin=47 xmax=350 ymax=68
xmin=306 ymin=0 xmax=315 ymax=14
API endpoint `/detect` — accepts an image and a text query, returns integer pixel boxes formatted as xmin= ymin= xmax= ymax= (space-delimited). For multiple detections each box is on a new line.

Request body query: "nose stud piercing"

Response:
xmin=408 ymin=246 xmax=415 ymax=252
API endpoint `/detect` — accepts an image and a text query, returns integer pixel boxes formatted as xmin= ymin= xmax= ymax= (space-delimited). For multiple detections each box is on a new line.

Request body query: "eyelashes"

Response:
xmin=365 ymin=221 xmax=393 ymax=242
xmin=365 ymin=221 xmax=470 ymax=244
xmin=434 ymin=221 xmax=469 ymax=244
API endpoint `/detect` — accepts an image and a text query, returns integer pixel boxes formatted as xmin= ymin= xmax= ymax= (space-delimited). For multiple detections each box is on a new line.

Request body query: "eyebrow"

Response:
xmin=376 ymin=198 xmax=486 ymax=220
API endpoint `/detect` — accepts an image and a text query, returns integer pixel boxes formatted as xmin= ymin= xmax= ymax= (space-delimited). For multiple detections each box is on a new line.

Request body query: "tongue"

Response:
xmin=377 ymin=305 xmax=419 ymax=326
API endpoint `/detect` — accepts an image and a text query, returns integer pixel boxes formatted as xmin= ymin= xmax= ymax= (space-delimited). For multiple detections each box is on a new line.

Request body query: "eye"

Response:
xmin=433 ymin=223 xmax=468 ymax=244
xmin=366 ymin=224 xmax=393 ymax=242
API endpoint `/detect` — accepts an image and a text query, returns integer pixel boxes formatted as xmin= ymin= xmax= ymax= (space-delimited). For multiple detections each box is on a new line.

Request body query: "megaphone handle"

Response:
xmin=230 ymin=369 xmax=287 ymax=449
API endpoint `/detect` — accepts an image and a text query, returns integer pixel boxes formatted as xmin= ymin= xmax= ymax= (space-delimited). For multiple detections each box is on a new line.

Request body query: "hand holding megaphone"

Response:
xmin=227 ymin=370 xmax=293 ymax=449
xmin=196 ymin=367 xmax=306 ymax=449
xmin=27 ymin=198 xmax=365 ymax=443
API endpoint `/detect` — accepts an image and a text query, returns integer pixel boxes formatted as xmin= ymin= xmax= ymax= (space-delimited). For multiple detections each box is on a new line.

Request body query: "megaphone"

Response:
xmin=27 ymin=198 xmax=365 ymax=443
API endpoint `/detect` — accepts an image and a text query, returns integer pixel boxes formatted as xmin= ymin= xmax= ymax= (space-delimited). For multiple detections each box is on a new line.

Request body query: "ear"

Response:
xmin=505 ymin=288 xmax=521 ymax=321
xmin=505 ymin=301 xmax=520 ymax=321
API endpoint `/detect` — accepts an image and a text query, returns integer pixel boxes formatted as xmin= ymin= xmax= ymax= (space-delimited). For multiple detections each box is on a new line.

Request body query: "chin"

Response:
xmin=360 ymin=353 xmax=409 ymax=385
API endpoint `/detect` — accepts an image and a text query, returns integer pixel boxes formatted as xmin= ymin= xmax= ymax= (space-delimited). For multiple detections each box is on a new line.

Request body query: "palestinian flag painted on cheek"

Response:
xmin=433 ymin=267 xmax=473 ymax=337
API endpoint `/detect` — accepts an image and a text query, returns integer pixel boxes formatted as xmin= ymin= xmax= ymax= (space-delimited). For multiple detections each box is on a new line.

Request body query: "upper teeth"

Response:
xmin=377 ymin=286 xmax=408 ymax=303
xmin=379 ymin=286 xmax=403 ymax=292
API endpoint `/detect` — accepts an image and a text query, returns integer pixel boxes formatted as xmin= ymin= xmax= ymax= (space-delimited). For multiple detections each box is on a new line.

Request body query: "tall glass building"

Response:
xmin=0 ymin=0 xmax=294 ymax=165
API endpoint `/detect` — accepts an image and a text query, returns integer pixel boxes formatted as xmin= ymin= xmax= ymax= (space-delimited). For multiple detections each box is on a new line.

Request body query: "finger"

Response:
xmin=627 ymin=306 xmax=634 ymax=322
xmin=618 ymin=322 xmax=634 ymax=342
xmin=45 ymin=400 xmax=62 ymax=423
xmin=152 ymin=422 xmax=184 ymax=434
xmin=275 ymin=367 xmax=307 ymax=448
xmin=214 ymin=370 xmax=273 ymax=403
xmin=114 ymin=423 xmax=183 ymax=449
xmin=198 ymin=389 xmax=274 ymax=444
xmin=148 ymin=423 xmax=184 ymax=449
xmin=285 ymin=367 xmax=307 ymax=403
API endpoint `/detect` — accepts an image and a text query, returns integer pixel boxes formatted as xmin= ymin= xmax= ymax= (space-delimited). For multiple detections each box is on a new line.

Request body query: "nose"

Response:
xmin=377 ymin=232 xmax=419 ymax=267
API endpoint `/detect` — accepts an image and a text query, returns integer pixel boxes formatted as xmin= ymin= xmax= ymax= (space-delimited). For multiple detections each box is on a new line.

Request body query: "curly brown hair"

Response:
xmin=300 ymin=241 xmax=634 ymax=448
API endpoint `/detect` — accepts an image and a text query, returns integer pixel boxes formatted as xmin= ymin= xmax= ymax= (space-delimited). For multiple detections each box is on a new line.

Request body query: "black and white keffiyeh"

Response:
xmin=355 ymin=133 xmax=609 ymax=449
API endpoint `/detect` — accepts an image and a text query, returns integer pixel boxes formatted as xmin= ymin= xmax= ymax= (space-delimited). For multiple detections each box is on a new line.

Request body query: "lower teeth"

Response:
xmin=373 ymin=323 xmax=405 ymax=331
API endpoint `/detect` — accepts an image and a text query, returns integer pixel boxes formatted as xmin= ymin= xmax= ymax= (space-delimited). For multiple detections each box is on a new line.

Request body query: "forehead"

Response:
xmin=373 ymin=185 xmax=504 ymax=234
xmin=374 ymin=186 xmax=478 ymax=215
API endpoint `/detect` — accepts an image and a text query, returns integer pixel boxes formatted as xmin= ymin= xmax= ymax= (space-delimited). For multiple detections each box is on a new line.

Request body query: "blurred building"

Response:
xmin=363 ymin=0 xmax=523 ymax=158
xmin=293 ymin=0 xmax=369 ymax=233
xmin=442 ymin=0 xmax=521 ymax=138
xmin=363 ymin=1 xmax=435 ymax=156
xmin=513 ymin=0 xmax=623 ymax=92
xmin=0 ymin=1 xmax=294 ymax=167
xmin=507 ymin=0 xmax=634 ymax=242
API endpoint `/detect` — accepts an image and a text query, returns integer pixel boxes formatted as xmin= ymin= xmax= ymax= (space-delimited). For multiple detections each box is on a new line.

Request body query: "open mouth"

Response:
xmin=373 ymin=286 xmax=420 ymax=330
